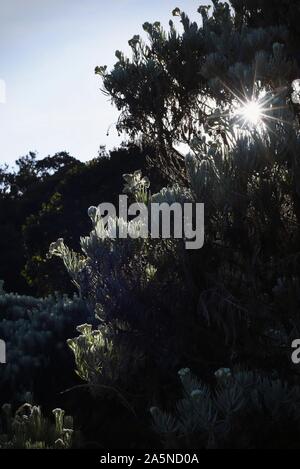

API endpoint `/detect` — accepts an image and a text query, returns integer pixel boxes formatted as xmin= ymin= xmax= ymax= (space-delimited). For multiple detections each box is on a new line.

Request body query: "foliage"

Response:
xmin=0 ymin=144 xmax=162 ymax=296
xmin=49 ymin=193 xmax=193 ymax=396
xmin=0 ymin=403 xmax=77 ymax=449
xmin=97 ymin=0 xmax=299 ymax=181
xmin=52 ymin=1 xmax=300 ymax=448
xmin=4 ymin=0 xmax=300 ymax=450
xmin=231 ymin=0 xmax=300 ymax=52
xmin=0 ymin=288 xmax=90 ymax=405
xmin=150 ymin=368 xmax=300 ymax=449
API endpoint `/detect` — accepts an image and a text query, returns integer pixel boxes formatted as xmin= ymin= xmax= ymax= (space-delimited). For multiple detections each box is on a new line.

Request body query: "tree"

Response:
xmin=48 ymin=1 xmax=300 ymax=448
xmin=0 ymin=152 xmax=81 ymax=294
xmin=4 ymin=0 xmax=300 ymax=449
xmin=231 ymin=0 xmax=300 ymax=54
xmin=96 ymin=1 xmax=298 ymax=183
xmin=0 ymin=145 xmax=163 ymax=296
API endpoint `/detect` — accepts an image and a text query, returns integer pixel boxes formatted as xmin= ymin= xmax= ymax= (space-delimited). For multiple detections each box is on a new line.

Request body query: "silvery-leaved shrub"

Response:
xmin=48 ymin=1 xmax=300 ymax=448
xmin=49 ymin=173 xmax=193 ymax=398
xmin=150 ymin=368 xmax=300 ymax=449
xmin=0 ymin=402 xmax=77 ymax=449
xmin=0 ymin=288 xmax=90 ymax=404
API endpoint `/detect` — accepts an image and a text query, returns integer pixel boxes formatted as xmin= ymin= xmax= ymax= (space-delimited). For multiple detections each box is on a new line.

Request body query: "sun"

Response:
xmin=235 ymin=99 xmax=263 ymax=126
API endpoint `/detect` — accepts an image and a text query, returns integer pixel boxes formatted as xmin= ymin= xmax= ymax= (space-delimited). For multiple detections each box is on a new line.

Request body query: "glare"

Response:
xmin=236 ymin=100 xmax=263 ymax=126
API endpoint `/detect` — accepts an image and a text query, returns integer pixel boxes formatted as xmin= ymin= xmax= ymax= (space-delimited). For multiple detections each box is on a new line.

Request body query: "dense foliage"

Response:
xmin=151 ymin=367 xmax=300 ymax=449
xmin=0 ymin=145 xmax=162 ymax=296
xmin=0 ymin=288 xmax=90 ymax=405
xmin=97 ymin=0 xmax=299 ymax=180
xmin=2 ymin=0 xmax=300 ymax=449
xmin=0 ymin=403 xmax=77 ymax=449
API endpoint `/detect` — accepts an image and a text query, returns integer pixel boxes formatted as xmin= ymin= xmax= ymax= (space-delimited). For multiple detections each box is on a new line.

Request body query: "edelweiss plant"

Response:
xmin=49 ymin=176 xmax=158 ymax=390
xmin=123 ymin=169 xmax=150 ymax=203
xmin=150 ymin=368 xmax=300 ymax=449
xmin=0 ymin=403 xmax=76 ymax=449
xmin=0 ymin=288 xmax=90 ymax=403
xmin=49 ymin=171 xmax=191 ymax=401
xmin=47 ymin=1 xmax=300 ymax=449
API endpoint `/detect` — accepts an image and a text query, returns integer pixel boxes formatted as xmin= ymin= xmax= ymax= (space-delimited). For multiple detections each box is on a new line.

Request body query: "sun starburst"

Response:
xmin=235 ymin=100 xmax=263 ymax=126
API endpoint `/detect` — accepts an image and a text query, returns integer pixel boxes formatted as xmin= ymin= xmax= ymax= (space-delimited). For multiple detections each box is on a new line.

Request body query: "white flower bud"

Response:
xmin=76 ymin=324 xmax=93 ymax=335
xmin=191 ymin=389 xmax=203 ymax=400
xmin=214 ymin=368 xmax=232 ymax=382
xmin=178 ymin=368 xmax=191 ymax=378
xmin=88 ymin=206 xmax=98 ymax=221
xmin=150 ymin=407 xmax=159 ymax=416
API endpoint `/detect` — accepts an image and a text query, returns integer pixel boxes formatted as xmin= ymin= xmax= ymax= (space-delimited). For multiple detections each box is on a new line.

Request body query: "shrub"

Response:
xmin=151 ymin=367 xmax=300 ymax=449
xmin=0 ymin=403 xmax=77 ymax=449
xmin=0 ymin=289 xmax=91 ymax=405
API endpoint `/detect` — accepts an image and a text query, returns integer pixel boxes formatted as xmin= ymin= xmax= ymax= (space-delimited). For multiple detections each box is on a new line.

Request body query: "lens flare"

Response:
xmin=236 ymin=100 xmax=263 ymax=126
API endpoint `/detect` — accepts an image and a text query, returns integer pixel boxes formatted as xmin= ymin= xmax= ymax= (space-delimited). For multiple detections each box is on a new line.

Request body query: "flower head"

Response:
xmin=178 ymin=368 xmax=191 ymax=378
xmin=191 ymin=389 xmax=204 ymax=400
xmin=122 ymin=170 xmax=150 ymax=195
xmin=49 ymin=238 xmax=65 ymax=257
xmin=88 ymin=206 xmax=98 ymax=222
xmin=214 ymin=368 xmax=232 ymax=383
xmin=76 ymin=324 xmax=93 ymax=335
xmin=150 ymin=407 xmax=160 ymax=416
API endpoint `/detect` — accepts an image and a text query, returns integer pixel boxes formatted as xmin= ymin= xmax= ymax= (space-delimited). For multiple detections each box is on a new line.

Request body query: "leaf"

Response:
xmin=172 ymin=8 xmax=181 ymax=17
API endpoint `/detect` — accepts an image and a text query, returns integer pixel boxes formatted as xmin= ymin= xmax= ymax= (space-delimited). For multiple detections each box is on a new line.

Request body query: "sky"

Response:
xmin=0 ymin=0 xmax=206 ymax=165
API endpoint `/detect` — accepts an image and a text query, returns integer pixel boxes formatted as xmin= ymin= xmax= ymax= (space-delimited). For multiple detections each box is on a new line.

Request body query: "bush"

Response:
xmin=151 ymin=368 xmax=300 ymax=449
xmin=12 ymin=0 xmax=300 ymax=449
xmin=0 ymin=289 xmax=91 ymax=405
xmin=0 ymin=403 xmax=77 ymax=449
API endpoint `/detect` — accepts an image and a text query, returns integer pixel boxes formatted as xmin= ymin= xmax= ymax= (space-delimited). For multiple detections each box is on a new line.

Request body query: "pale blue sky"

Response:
xmin=0 ymin=0 xmax=206 ymax=165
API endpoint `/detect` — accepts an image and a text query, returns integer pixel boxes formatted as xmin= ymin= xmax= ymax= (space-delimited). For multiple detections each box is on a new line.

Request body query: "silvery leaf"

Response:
xmin=292 ymin=79 xmax=300 ymax=104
